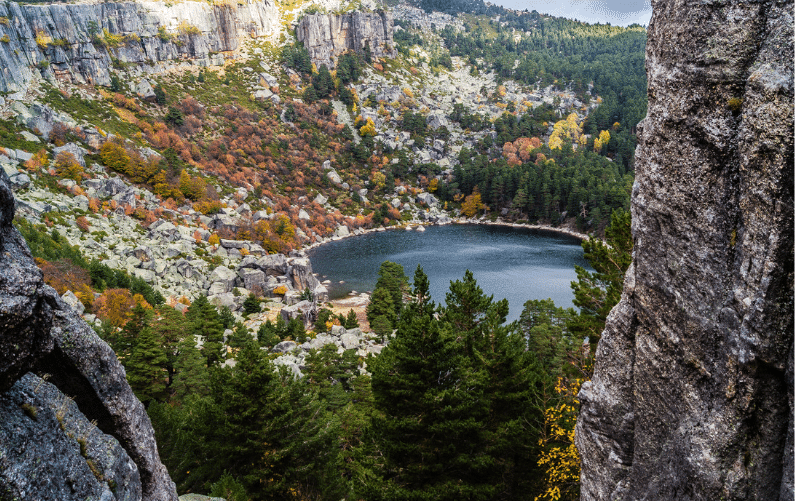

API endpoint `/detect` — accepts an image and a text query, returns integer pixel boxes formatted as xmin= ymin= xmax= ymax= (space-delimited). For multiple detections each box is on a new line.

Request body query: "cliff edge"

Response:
xmin=296 ymin=11 xmax=396 ymax=68
xmin=575 ymin=0 xmax=794 ymax=499
xmin=0 ymin=170 xmax=178 ymax=500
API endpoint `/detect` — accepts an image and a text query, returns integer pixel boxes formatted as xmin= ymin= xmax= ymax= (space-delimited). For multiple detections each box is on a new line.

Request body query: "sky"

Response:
xmin=489 ymin=0 xmax=652 ymax=26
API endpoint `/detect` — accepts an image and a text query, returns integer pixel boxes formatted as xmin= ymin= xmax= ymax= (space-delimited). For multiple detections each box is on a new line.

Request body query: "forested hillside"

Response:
xmin=0 ymin=0 xmax=648 ymax=497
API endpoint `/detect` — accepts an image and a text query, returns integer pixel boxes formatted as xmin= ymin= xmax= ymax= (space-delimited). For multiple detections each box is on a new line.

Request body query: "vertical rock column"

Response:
xmin=575 ymin=0 xmax=794 ymax=499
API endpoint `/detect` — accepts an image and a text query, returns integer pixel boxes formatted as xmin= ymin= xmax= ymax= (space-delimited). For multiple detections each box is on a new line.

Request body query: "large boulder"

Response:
xmin=287 ymin=257 xmax=319 ymax=292
xmin=209 ymin=266 xmax=238 ymax=292
xmin=280 ymin=300 xmax=316 ymax=328
xmin=1 ymin=374 xmax=142 ymax=500
xmin=0 ymin=170 xmax=178 ymax=500
xmin=52 ymin=142 xmax=88 ymax=167
xmin=257 ymin=254 xmax=288 ymax=276
xmin=239 ymin=268 xmax=266 ymax=291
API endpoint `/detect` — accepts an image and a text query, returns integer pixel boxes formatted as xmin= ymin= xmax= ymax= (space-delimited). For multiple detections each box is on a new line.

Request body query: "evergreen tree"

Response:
xmin=219 ymin=305 xmax=236 ymax=330
xmin=363 ymin=268 xmax=543 ymax=500
xmin=374 ymin=261 xmax=409 ymax=323
xmin=569 ymin=209 xmax=632 ymax=348
xmin=314 ymin=308 xmax=333 ymax=333
xmin=313 ymin=64 xmax=335 ymax=97
xmin=242 ymin=293 xmax=261 ymax=316
xmin=127 ymin=326 xmax=168 ymax=405
xmin=336 ymin=51 xmax=362 ymax=84
xmin=119 ymin=304 xmax=154 ymax=361
xmin=366 ymin=288 xmax=395 ymax=332
xmin=228 ymin=323 xmax=252 ymax=350
xmin=151 ymin=304 xmax=188 ymax=390
xmin=364 ymin=284 xmax=479 ymax=500
xmin=187 ymin=295 xmax=225 ymax=365
xmin=205 ymin=341 xmax=335 ymax=498
xmin=171 ymin=335 xmax=210 ymax=402
xmin=153 ymin=85 xmax=167 ymax=106
xmin=257 ymin=318 xmax=280 ymax=347
xmin=344 ymin=309 xmax=359 ymax=329
xmin=304 ymin=344 xmax=360 ymax=411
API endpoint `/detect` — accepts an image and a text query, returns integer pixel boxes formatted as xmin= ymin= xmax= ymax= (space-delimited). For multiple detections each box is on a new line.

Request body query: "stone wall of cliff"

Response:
xmin=296 ymin=11 xmax=396 ymax=68
xmin=0 ymin=0 xmax=280 ymax=93
xmin=575 ymin=0 xmax=794 ymax=499
xmin=0 ymin=169 xmax=178 ymax=500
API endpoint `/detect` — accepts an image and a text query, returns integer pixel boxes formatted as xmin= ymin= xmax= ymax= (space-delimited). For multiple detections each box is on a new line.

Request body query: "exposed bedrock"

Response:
xmin=0 ymin=170 xmax=178 ymax=500
xmin=575 ymin=0 xmax=794 ymax=499
xmin=296 ymin=11 xmax=397 ymax=68
xmin=0 ymin=0 xmax=280 ymax=92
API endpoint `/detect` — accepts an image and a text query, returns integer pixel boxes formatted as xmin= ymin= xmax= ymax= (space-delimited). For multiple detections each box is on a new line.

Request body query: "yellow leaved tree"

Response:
xmin=548 ymin=113 xmax=583 ymax=150
xmin=461 ymin=186 xmax=486 ymax=217
xmin=535 ymin=376 xmax=586 ymax=501
xmin=593 ymin=130 xmax=611 ymax=153
xmin=360 ymin=118 xmax=378 ymax=137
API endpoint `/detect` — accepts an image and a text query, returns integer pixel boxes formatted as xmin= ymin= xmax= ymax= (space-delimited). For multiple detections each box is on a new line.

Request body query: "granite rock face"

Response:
xmin=0 ymin=0 xmax=280 ymax=92
xmin=0 ymin=374 xmax=142 ymax=500
xmin=0 ymin=169 xmax=178 ymax=500
xmin=575 ymin=0 xmax=794 ymax=500
xmin=296 ymin=11 xmax=396 ymax=68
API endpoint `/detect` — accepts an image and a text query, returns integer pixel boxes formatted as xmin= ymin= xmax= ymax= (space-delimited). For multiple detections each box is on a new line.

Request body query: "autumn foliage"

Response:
xmin=461 ymin=186 xmax=486 ymax=217
xmin=93 ymin=289 xmax=151 ymax=328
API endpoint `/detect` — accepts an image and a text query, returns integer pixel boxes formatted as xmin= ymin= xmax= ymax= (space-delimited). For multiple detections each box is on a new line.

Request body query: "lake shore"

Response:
xmin=303 ymin=216 xmax=590 ymax=253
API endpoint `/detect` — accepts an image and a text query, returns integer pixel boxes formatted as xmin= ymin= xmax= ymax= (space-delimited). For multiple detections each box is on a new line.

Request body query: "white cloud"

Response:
xmin=492 ymin=0 xmax=652 ymax=26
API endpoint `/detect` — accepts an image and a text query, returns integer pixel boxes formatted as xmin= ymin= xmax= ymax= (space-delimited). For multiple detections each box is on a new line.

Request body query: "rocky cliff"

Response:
xmin=296 ymin=11 xmax=396 ymax=68
xmin=0 ymin=0 xmax=280 ymax=93
xmin=0 ymin=169 xmax=178 ymax=500
xmin=575 ymin=0 xmax=794 ymax=499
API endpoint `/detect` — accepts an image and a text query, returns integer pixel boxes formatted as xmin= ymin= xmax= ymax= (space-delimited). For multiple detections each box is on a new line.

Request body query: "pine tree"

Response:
xmin=242 ymin=293 xmax=261 ymax=316
xmin=569 ymin=209 xmax=632 ymax=348
xmin=313 ymin=64 xmax=335 ymax=97
xmin=344 ymin=309 xmax=359 ymax=329
xmin=257 ymin=318 xmax=280 ymax=347
xmin=228 ymin=323 xmax=252 ymax=350
xmin=187 ymin=295 xmax=224 ymax=365
xmin=205 ymin=341 xmax=335 ymax=499
xmin=151 ymin=304 xmax=188 ymax=389
xmin=364 ymin=268 xmax=544 ymax=500
xmin=374 ymin=261 xmax=409 ymax=323
xmin=127 ymin=326 xmax=168 ymax=405
xmin=171 ymin=335 xmax=210 ymax=402
xmin=366 ymin=288 xmax=395 ymax=333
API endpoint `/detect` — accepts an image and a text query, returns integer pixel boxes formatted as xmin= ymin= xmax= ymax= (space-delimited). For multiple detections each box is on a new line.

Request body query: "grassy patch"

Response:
xmin=41 ymin=86 xmax=139 ymax=138
xmin=0 ymin=118 xmax=45 ymax=152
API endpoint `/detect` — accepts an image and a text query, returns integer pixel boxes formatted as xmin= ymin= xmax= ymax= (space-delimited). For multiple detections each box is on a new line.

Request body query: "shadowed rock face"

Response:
xmin=575 ymin=0 xmax=794 ymax=500
xmin=296 ymin=11 xmax=397 ymax=68
xmin=0 ymin=170 xmax=177 ymax=500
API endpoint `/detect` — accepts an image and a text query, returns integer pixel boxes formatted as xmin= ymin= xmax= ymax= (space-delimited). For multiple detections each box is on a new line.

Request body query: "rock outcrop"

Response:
xmin=0 ymin=0 xmax=280 ymax=92
xmin=0 ymin=170 xmax=178 ymax=499
xmin=1 ymin=374 xmax=142 ymax=500
xmin=575 ymin=0 xmax=794 ymax=500
xmin=296 ymin=11 xmax=396 ymax=68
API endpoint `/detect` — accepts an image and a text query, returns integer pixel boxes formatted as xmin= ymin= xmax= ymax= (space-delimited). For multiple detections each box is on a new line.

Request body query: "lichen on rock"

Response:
xmin=0 ymin=169 xmax=178 ymax=500
xmin=575 ymin=0 xmax=794 ymax=499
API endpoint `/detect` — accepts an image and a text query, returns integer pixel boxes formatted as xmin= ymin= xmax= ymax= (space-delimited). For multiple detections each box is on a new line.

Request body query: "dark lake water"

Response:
xmin=307 ymin=224 xmax=588 ymax=321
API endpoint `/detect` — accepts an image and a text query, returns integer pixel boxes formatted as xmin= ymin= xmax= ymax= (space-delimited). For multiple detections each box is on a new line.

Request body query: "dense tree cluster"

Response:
xmin=19 ymin=206 xmax=631 ymax=500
